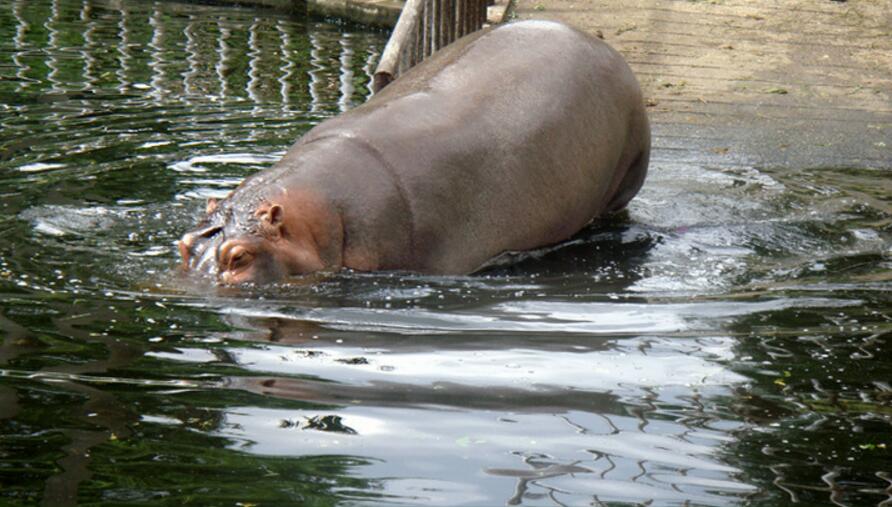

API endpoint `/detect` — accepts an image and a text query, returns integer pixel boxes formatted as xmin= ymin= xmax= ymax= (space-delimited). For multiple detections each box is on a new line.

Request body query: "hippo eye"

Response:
xmin=228 ymin=248 xmax=253 ymax=271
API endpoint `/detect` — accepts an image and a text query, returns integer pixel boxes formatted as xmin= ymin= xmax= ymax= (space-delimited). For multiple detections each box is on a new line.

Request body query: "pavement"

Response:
xmin=510 ymin=0 xmax=892 ymax=169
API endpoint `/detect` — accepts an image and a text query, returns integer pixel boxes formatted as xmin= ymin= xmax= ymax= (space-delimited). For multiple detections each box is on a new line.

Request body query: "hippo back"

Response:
xmin=273 ymin=21 xmax=651 ymax=274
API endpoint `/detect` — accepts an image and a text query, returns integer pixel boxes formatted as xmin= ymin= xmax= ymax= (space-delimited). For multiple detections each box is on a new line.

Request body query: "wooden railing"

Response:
xmin=372 ymin=0 xmax=490 ymax=93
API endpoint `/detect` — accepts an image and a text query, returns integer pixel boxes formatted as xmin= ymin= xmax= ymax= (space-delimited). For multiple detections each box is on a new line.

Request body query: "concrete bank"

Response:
xmin=188 ymin=0 xmax=400 ymax=26
xmin=513 ymin=0 xmax=892 ymax=169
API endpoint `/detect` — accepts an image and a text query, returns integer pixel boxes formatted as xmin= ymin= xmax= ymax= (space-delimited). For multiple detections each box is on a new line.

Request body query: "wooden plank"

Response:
xmin=372 ymin=0 xmax=424 ymax=92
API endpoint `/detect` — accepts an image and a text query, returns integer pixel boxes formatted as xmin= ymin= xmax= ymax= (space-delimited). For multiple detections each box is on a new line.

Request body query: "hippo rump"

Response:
xmin=178 ymin=20 xmax=651 ymax=284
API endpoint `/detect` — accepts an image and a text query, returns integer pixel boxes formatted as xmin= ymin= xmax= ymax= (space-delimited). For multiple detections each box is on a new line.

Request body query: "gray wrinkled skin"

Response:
xmin=179 ymin=20 xmax=651 ymax=281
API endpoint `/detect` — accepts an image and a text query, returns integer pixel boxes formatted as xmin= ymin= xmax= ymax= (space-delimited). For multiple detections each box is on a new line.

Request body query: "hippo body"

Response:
xmin=179 ymin=20 xmax=650 ymax=284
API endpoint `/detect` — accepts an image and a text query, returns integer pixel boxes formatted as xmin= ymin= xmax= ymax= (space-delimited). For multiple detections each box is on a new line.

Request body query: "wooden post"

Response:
xmin=443 ymin=0 xmax=455 ymax=45
xmin=455 ymin=0 xmax=464 ymax=38
xmin=436 ymin=0 xmax=447 ymax=50
xmin=372 ymin=0 xmax=424 ymax=93
xmin=466 ymin=0 xmax=474 ymax=37
xmin=427 ymin=0 xmax=436 ymax=55
xmin=422 ymin=0 xmax=430 ymax=57
xmin=373 ymin=0 xmax=493 ymax=93
xmin=445 ymin=0 xmax=454 ymax=44
xmin=412 ymin=13 xmax=422 ymax=67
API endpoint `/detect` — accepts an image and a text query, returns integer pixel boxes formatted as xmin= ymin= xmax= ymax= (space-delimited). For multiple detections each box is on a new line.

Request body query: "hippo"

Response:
xmin=178 ymin=20 xmax=650 ymax=284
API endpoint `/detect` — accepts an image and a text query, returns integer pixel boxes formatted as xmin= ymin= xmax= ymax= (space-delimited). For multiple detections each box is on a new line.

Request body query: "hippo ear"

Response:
xmin=267 ymin=205 xmax=283 ymax=226
xmin=256 ymin=203 xmax=285 ymax=238
xmin=206 ymin=198 xmax=218 ymax=214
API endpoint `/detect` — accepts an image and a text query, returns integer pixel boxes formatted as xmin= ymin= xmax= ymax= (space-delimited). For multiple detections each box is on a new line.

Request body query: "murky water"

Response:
xmin=1 ymin=0 xmax=890 ymax=506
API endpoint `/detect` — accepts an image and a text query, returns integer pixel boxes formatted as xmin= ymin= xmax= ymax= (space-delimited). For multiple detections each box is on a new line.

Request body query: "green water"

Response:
xmin=0 ymin=0 xmax=890 ymax=506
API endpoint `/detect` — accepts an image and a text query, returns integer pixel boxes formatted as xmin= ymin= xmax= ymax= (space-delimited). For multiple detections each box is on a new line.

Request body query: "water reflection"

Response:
xmin=195 ymin=311 xmax=756 ymax=507
xmin=146 ymin=4 xmax=165 ymax=100
xmin=11 ymin=0 xmax=29 ymax=91
xmin=0 ymin=0 xmax=890 ymax=506
xmin=1 ymin=0 xmax=371 ymax=109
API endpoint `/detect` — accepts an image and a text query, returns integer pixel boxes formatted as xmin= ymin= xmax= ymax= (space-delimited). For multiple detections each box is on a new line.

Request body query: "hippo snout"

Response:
xmin=178 ymin=237 xmax=192 ymax=268
xmin=178 ymin=225 xmax=223 ymax=273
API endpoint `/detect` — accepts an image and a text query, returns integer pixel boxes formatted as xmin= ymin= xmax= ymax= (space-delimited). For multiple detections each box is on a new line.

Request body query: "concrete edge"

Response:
xmin=308 ymin=0 xmax=402 ymax=27
xmin=175 ymin=0 xmax=512 ymax=28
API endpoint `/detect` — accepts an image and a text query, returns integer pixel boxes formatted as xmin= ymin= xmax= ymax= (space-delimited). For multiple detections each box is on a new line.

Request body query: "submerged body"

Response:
xmin=179 ymin=20 xmax=651 ymax=284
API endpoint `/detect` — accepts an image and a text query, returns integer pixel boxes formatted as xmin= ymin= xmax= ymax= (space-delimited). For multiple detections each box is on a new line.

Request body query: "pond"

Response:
xmin=0 ymin=0 xmax=890 ymax=505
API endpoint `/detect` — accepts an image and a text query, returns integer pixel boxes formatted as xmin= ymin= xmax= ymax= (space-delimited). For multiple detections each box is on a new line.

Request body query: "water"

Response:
xmin=0 ymin=0 xmax=890 ymax=506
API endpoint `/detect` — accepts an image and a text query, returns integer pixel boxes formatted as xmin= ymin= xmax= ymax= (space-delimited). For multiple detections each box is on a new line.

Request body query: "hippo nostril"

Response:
xmin=178 ymin=224 xmax=225 ymax=272
xmin=199 ymin=225 xmax=222 ymax=238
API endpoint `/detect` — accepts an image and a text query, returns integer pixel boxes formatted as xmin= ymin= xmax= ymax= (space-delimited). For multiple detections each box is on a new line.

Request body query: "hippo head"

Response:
xmin=178 ymin=194 xmax=335 ymax=284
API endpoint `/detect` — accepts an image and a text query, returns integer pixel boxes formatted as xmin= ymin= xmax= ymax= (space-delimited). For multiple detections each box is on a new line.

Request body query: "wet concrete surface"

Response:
xmin=512 ymin=0 xmax=892 ymax=170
